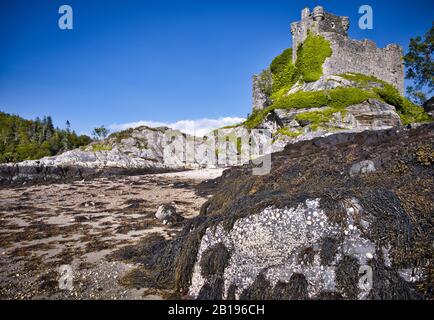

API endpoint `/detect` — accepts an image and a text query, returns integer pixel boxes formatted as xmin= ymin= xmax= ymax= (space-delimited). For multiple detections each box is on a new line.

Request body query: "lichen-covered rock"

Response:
xmin=188 ymin=198 xmax=379 ymax=299
xmin=287 ymin=75 xmax=353 ymax=95
xmin=342 ymin=99 xmax=402 ymax=130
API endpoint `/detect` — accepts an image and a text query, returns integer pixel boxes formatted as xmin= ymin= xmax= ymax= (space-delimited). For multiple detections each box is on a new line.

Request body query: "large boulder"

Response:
xmin=340 ymin=99 xmax=402 ymax=130
xmin=287 ymin=75 xmax=353 ymax=95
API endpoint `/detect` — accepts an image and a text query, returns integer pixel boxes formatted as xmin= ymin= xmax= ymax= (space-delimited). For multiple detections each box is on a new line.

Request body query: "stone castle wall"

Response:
xmin=290 ymin=6 xmax=404 ymax=94
xmin=252 ymin=6 xmax=405 ymax=111
xmin=322 ymin=33 xmax=404 ymax=94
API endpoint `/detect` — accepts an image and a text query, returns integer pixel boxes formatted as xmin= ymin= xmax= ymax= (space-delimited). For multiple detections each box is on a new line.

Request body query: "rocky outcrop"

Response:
xmin=257 ymin=99 xmax=403 ymax=153
xmin=342 ymin=99 xmax=402 ymax=129
xmin=0 ymin=126 xmax=187 ymax=184
xmin=122 ymin=123 xmax=434 ymax=300
xmin=287 ymin=75 xmax=353 ymax=95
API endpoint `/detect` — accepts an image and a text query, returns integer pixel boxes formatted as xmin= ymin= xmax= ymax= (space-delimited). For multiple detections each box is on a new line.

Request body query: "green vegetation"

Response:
xmin=220 ymin=123 xmax=243 ymax=130
xmin=295 ymin=107 xmax=346 ymax=131
xmin=275 ymin=127 xmax=302 ymax=138
xmin=373 ymin=84 xmax=431 ymax=124
xmin=270 ymin=48 xmax=297 ymax=99
xmin=295 ymin=33 xmax=332 ymax=82
xmin=0 ymin=112 xmax=91 ymax=163
xmin=91 ymin=143 xmax=113 ymax=151
xmin=246 ymin=69 xmax=432 ymax=130
xmin=340 ymin=72 xmax=432 ymax=124
xmin=109 ymin=128 xmax=135 ymax=143
xmin=339 ymin=73 xmax=385 ymax=87
xmin=92 ymin=126 xmax=110 ymax=140
xmin=245 ymin=87 xmax=375 ymax=129
xmin=268 ymin=33 xmax=332 ymax=102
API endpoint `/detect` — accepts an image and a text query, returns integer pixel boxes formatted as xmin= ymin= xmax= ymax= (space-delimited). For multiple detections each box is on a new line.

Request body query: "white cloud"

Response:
xmin=109 ymin=116 xmax=245 ymax=137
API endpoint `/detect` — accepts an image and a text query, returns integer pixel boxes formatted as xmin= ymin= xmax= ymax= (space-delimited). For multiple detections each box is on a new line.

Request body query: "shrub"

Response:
xmin=270 ymin=48 xmax=297 ymax=97
xmin=275 ymin=128 xmax=302 ymax=138
xmin=295 ymin=107 xmax=344 ymax=131
xmin=91 ymin=143 xmax=112 ymax=151
xmin=295 ymin=33 xmax=332 ymax=82
xmin=374 ymin=83 xmax=431 ymax=124
xmin=244 ymin=87 xmax=374 ymax=129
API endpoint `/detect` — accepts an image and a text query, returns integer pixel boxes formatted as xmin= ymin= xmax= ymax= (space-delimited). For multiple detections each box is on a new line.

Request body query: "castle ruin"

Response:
xmin=253 ymin=6 xmax=405 ymax=111
xmin=291 ymin=6 xmax=404 ymax=94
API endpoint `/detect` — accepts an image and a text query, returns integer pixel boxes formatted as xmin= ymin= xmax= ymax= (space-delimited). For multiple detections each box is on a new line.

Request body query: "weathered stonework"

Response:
xmin=322 ymin=33 xmax=404 ymax=95
xmin=290 ymin=6 xmax=404 ymax=94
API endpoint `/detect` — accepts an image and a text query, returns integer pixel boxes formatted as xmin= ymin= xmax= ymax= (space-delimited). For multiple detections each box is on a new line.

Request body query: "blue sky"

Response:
xmin=0 ymin=0 xmax=433 ymax=135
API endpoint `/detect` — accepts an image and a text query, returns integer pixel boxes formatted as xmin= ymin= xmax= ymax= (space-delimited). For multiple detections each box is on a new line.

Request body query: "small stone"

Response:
xmin=155 ymin=204 xmax=177 ymax=220
xmin=366 ymin=252 xmax=374 ymax=259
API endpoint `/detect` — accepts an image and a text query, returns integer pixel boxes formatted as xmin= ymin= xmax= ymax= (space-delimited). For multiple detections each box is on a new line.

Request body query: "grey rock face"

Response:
xmin=340 ymin=99 xmax=402 ymax=130
xmin=287 ymin=75 xmax=353 ymax=95
xmin=155 ymin=204 xmax=177 ymax=221
xmin=188 ymin=198 xmax=380 ymax=300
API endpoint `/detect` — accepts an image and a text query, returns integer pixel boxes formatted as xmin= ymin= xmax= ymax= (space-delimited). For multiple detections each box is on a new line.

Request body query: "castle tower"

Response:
xmin=290 ymin=6 xmax=349 ymax=63
xmin=289 ymin=6 xmax=404 ymax=94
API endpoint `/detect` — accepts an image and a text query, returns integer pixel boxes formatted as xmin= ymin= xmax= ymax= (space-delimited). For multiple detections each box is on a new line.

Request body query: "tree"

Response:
xmin=404 ymin=23 xmax=434 ymax=105
xmin=92 ymin=126 xmax=110 ymax=140
xmin=0 ymin=112 xmax=92 ymax=163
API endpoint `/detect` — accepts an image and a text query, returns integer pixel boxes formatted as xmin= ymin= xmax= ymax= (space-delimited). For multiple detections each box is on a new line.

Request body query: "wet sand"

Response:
xmin=0 ymin=168 xmax=223 ymax=299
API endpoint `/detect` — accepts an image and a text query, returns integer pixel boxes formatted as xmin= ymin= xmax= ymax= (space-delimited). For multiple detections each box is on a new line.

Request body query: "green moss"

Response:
xmin=295 ymin=33 xmax=332 ymax=83
xmin=245 ymin=87 xmax=374 ymax=129
xmin=270 ymin=48 xmax=297 ymax=99
xmin=268 ymin=34 xmax=332 ymax=101
xmin=276 ymin=128 xmax=303 ymax=138
xmin=236 ymin=137 xmax=242 ymax=154
xmin=373 ymin=83 xmax=431 ymax=125
xmin=91 ymin=143 xmax=112 ymax=151
xmin=295 ymin=107 xmax=347 ymax=131
xmin=244 ymin=109 xmax=271 ymax=129
xmin=340 ymin=73 xmax=432 ymax=124
xmin=109 ymin=128 xmax=134 ymax=143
